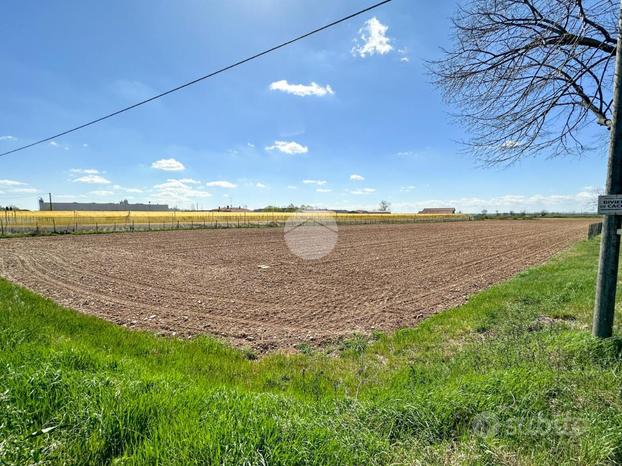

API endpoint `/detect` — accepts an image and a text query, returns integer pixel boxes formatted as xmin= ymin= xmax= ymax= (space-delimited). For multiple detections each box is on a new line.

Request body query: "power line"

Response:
xmin=1 ymin=0 xmax=393 ymax=158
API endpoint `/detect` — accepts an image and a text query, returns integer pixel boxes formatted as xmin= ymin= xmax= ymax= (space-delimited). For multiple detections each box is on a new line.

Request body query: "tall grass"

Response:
xmin=1 ymin=239 xmax=621 ymax=464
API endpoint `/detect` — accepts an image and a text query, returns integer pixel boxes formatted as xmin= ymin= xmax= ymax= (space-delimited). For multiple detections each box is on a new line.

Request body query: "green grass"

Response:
xmin=1 ymin=239 xmax=622 ymax=465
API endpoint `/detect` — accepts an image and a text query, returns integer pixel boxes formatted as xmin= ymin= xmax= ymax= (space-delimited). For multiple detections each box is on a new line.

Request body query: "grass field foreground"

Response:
xmin=1 ymin=239 xmax=622 ymax=464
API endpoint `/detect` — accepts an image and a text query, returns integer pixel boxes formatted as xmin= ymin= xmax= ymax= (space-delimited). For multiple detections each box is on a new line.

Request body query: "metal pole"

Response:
xmin=48 ymin=192 xmax=53 ymax=211
xmin=593 ymin=1 xmax=622 ymax=338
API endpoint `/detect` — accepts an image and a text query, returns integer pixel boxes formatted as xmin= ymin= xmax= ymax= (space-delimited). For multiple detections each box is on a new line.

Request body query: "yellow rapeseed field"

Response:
xmin=0 ymin=210 xmax=467 ymax=234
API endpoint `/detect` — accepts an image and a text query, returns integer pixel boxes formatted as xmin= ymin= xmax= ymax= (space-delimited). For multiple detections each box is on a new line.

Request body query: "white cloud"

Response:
xmin=400 ymin=185 xmax=416 ymax=192
xmin=352 ymin=17 xmax=393 ymax=58
xmin=0 ymin=179 xmax=37 ymax=194
xmin=287 ymin=185 xmax=298 ymax=190
xmin=113 ymin=184 xmax=143 ymax=193
xmin=501 ymin=140 xmax=523 ymax=149
xmin=256 ymin=182 xmax=267 ymax=189
xmin=153 ymin=179 xmax=212 ymax=203
xmin=350 ymin=174 xmax=365 ymax=181
xmin=206 ymin=180 xmax=237 ymax=189
xmin=151 ymin=158 xmax=185 ymax=171
xmin=73 ymin=174 xmax=111 ymax=184
xmin=90 ymin=190 xmax=114 ymax=196
xmin=49 ymin=140 xmax=69 ymax=150
xmin=0 ymin=179 xmax=26 ymax=186
xmin=10 ymin=187 xmax=38 ymax=194
xmin=303 ymin=179 xmax=327 ymax=185
xmin=0 ymin=136 xmax=16 ymax=141
xmin=247 ymin=142 xmax=255 ymax=148
xmin=316 ymin=188 xmax=332 ymax=193
xmin=350 ymin=188 xmax=376 ymax=195
xmin=178 ymin=178 xmax=201 ymax=185
xmin=154 ymin=179 xmax=201 ymax=191
xmin=398 ymin=47 xmax=410 ymax=62
xmin=266 ymin=140 xmax=309 ymax=155
xmin=269 ymin=80 xmax=335 ymax=97
xmin=71 ymin=168 xmax=100 ymax=175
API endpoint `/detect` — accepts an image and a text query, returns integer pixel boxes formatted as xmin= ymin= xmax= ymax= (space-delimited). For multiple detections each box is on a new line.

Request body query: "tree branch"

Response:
xmin=430 ymin=0 xmax=617 ymax=164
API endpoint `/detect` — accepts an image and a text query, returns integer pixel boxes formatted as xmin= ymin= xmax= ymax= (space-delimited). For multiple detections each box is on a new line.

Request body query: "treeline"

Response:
xmin=475 ymin=210 xmax=598 ymax=220
xmin=255 ymin=204 xmax=314 ymax=213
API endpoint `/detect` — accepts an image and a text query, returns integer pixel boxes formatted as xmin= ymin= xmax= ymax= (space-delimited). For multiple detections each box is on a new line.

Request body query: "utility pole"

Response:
xmin=48 ymin=192 xmax=53 ymax=212
xmin=593 ymin=1 xmax=622 ymax=338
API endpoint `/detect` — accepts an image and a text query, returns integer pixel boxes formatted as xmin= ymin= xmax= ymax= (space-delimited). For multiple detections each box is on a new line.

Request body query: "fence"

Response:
xmin=588 ymin=222 xmax=603 ymax=239
xmin=0 ymin=211 xmax=471 ymax=237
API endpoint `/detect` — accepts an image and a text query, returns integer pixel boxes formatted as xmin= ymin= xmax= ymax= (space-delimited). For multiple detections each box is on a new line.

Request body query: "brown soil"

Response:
xmin=0 ymin=219 xmax=592 ymax=350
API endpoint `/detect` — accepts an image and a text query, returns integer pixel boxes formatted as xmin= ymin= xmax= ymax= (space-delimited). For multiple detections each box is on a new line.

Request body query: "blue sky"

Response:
xmin=0 ymin=0 xmax=608 ymax=212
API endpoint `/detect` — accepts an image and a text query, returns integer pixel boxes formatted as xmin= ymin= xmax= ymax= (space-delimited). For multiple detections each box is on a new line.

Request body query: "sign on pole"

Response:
xmin=598 ymin=195 xmax=622 ymax=215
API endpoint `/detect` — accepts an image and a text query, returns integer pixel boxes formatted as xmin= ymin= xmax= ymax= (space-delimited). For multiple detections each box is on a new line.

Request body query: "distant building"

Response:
xmin=39 ymin=198 xmax=169 ymax=212
xmin=418 ymin=207 xmax=456 ymax=214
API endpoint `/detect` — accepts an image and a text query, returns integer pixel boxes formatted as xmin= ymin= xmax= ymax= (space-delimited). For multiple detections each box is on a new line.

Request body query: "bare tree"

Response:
xmin=379 ymin=200 xmax=391 ymax=212
xmin=432 ymin=0 xmax=618 ymax=164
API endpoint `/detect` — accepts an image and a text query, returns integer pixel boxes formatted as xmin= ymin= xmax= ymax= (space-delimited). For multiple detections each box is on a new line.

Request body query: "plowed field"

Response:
xmin=0 ymin=219 xmax=592 ymax=349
